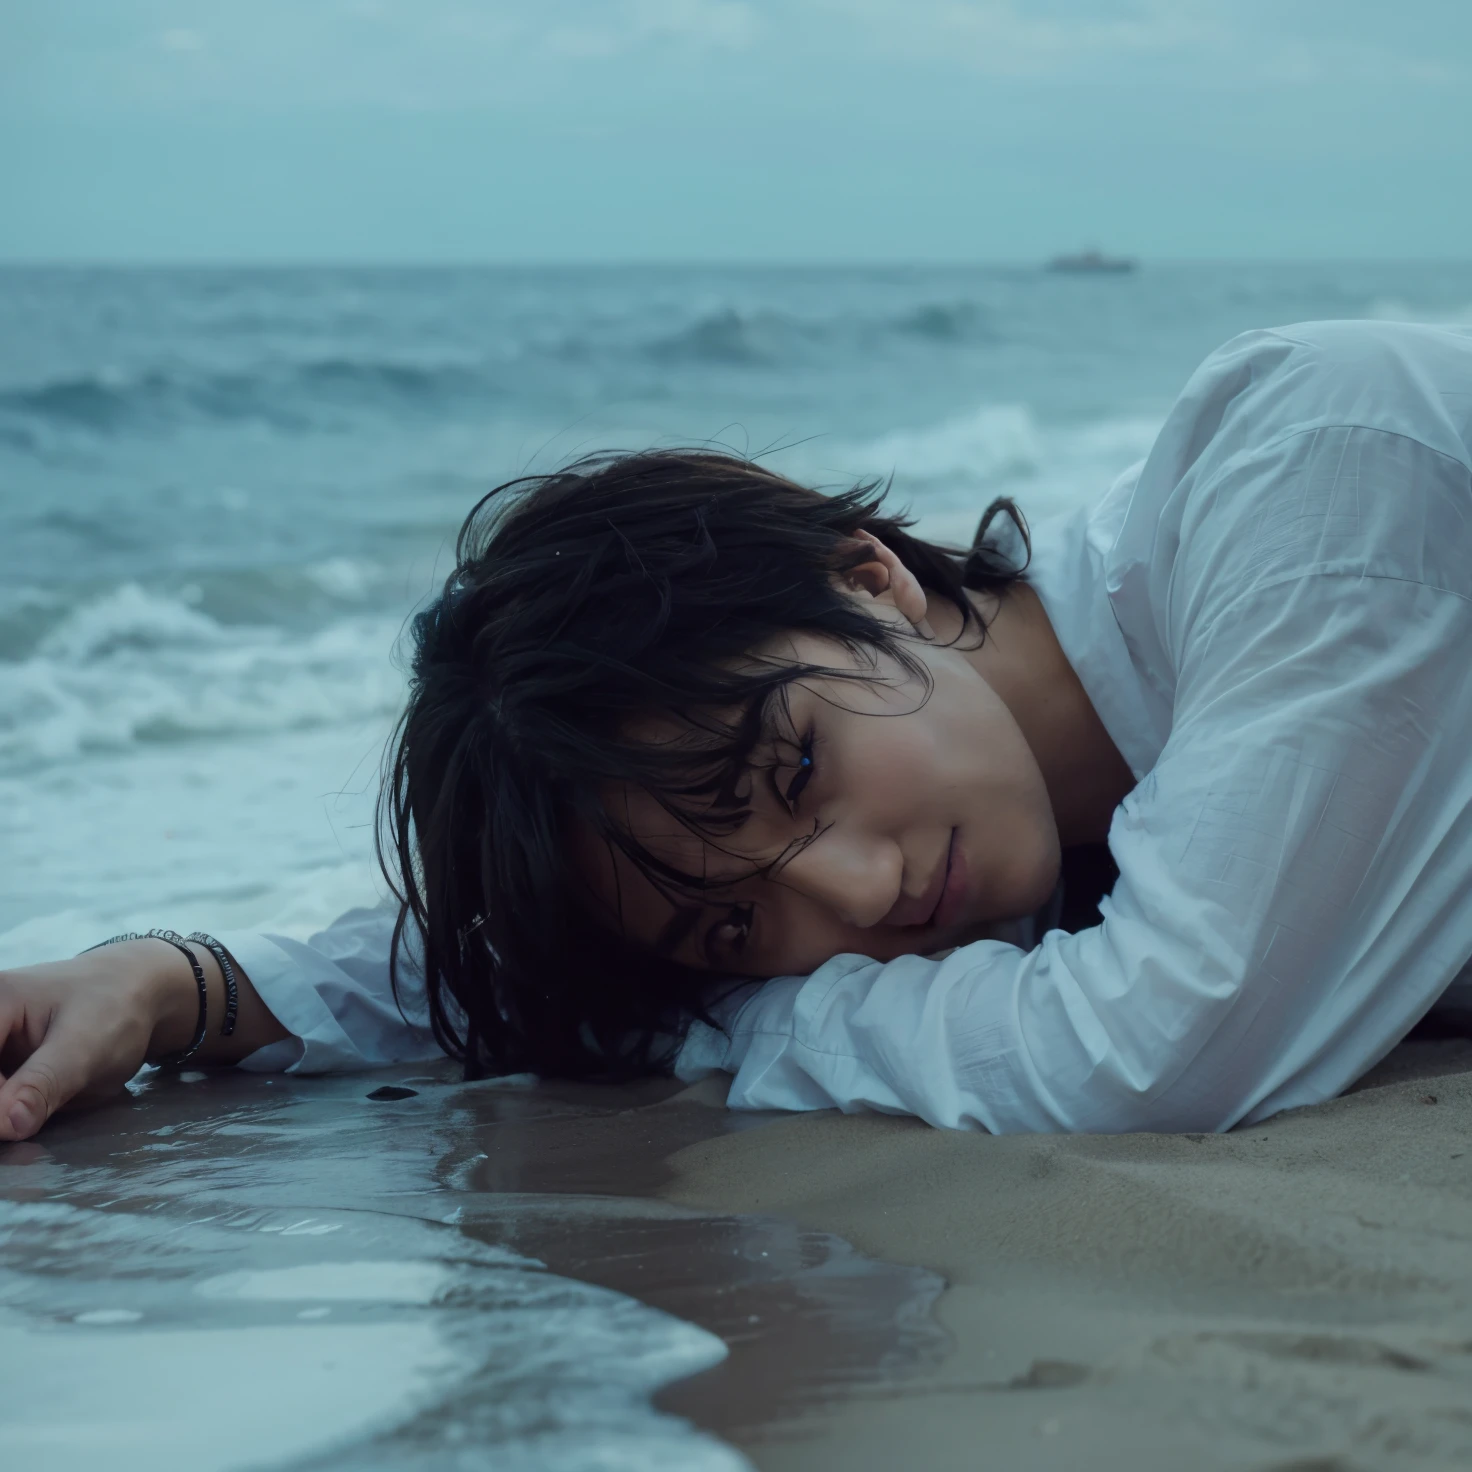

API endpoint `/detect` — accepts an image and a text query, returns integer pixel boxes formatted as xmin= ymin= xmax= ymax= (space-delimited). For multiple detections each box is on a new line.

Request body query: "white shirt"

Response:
xmin=220 ymin=321 xmax=1472 ymax=1132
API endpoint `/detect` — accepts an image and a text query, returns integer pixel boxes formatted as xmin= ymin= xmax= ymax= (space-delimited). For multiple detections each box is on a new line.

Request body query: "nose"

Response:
xmin=776 ymin=827 xmax=904 ymax=929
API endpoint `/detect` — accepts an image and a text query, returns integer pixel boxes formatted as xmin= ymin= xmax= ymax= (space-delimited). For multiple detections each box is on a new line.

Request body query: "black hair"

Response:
xmin=378 ymin=449 xmax=1030 ymax=1080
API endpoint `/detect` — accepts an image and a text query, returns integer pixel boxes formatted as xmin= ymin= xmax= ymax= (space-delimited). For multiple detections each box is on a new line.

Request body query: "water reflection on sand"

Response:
xmin=0 ymin=1066 xmax=945 ymax=1470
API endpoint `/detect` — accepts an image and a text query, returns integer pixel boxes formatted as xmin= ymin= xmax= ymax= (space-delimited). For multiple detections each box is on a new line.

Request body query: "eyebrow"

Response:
xmin=653 ymin=902 xmax=705 ymax=959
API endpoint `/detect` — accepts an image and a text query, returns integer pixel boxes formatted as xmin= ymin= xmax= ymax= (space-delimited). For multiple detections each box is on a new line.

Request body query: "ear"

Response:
xmin=842 ymin=530 xmax=934 ymax=636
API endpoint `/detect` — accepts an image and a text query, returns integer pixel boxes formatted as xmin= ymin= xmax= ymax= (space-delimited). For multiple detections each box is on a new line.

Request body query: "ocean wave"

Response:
xmin=1366 ymin=298 xmax=1472 ymax=326
xmin=0 ymin=1197 xmax=745 ymax=1472
xmin=640 ymin=300 xmax=1000 ymax=366
xmin=843 ymin=403 xmax=1046 ymax=485
xmin=0 ymin=583 xmax=406 ymax=771
xmin=0 ymin=302 xmax=1013 ymax=439
xmin=890 ymin=301 xmax=997 ymax=343
xmin=811 ymin=401 xmax=1163 ymax=538
xmin=643 ymin=307 xmax=801 ymax=366
xmin=0 ymin=559 xmax=390 ymax=662
xmin=0 ymin=355 xmax=493 ymax=435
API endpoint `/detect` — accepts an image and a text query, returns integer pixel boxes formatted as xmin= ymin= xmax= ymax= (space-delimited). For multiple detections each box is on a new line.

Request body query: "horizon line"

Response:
xmin=3 ymin=255 xmax=1471 ymax=271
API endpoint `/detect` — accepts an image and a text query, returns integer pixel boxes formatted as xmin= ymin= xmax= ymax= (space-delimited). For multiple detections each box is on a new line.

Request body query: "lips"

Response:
xmin=883 ymin=828 xmax=957 ymax=929
xmin=930 ymin=829 xmax=970 ymax=931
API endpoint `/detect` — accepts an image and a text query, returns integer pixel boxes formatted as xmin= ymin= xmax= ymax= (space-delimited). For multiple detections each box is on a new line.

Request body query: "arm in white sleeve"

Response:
xmin=679 ymin=907 xmax=1240 ymax=1134
xmin=214 ymin=903 xmax=450 ymax=1074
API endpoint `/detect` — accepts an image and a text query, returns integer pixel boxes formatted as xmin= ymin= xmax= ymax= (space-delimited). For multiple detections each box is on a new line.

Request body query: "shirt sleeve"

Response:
xmin=679 ymin=415 xmax=1472 ymax=1133
xmin=214 ymin=903 xmax=449 ymax=1074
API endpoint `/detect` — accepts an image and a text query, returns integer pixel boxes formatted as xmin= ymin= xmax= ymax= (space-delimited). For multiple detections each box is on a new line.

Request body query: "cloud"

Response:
xmin=817 ymin=0 xmax=1219 ymax=77
xmin=541 ymin=0 xmax=761 ymax=62
xmin=632 ymin=0 xmax=761 ymax=49
xmin=4 ymin=0 xmax=1465 ymax=117
xmin=931 ymin=0 xmax=1216 ymax=73
xmin=816 ymin=0 xmax=1467 ymax=86
xmin=158 ymin=28 xmax=207 ymax=53
xmin=543 ymin=24 xmax=624 ymax=59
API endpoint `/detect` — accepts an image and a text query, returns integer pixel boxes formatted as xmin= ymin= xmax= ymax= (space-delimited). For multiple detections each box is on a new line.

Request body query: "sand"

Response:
xmin=657 ymin=1035 xmax=1472 ymax=1471
xmin=5 ymin=1034 xmax=1470 ymax=1470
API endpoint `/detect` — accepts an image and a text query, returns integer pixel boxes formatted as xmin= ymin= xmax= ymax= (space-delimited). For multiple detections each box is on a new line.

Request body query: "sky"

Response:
xmin=2 ymin=0 xmax=1470 ymax=262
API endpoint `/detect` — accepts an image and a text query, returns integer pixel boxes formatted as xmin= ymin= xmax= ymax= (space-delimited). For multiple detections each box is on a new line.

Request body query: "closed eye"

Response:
xmin=781 ymin=733 xmax=816 ymax=809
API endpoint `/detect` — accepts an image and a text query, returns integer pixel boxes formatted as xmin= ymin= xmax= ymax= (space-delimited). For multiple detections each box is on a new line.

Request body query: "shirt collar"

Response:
xmin=1025 ymin=477 xmax=1167 ymax=782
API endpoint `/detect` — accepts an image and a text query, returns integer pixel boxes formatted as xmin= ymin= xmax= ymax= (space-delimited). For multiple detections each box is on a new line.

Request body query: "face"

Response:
xmin=581 ymin=598 xmax=1062 ymax=978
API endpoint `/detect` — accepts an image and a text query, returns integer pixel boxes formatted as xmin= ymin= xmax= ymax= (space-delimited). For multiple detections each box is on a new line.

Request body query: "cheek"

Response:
xmin=924 ymin=667 xmax=1060 ymax=918
xmin=826 ymin=690 xmax=964 ymax=817
xmin=962 ymin=741 xmax=1060 ymax=919
xmin=975 ymin=814 xmax=1061 ymax=922
xmin=861 ymin=665 xmax=1034 ymax=820
xmin=750 ymin=888 xmax=867 ymax=976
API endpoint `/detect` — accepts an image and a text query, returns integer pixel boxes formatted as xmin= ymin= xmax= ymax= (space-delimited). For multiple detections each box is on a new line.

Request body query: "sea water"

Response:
xmin=4 ymin=262 xmax=1472 ymax=950
xmin=3 ymin=263 xmax=1472 ymax=1466
xmin=0 ymin=1066 xmax=763 ymax=1472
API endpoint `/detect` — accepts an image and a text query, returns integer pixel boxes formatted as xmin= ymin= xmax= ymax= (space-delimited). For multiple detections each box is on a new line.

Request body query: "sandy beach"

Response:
xmin=4 ymin=1028 xmax=1468 ymax=1470
xmin=661 ymin=1031 xmax=1472 ymax=1470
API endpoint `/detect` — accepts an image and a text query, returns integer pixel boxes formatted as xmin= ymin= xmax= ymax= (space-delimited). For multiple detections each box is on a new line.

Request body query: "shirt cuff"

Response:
xmin=673 ymin=1019 xmax=734 ymax=1082
xmin=212 ymin=928 xmax=369 ymax=1074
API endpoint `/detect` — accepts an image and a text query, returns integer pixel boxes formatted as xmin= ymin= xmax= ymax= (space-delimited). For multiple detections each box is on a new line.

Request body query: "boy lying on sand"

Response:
xmin=4 ymin=320 xmax=1471 ymax=1139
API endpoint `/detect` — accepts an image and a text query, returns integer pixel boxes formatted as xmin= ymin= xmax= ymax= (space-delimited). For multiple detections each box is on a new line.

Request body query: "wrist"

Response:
xmin=127 ymin=939 xmax=214 ymax=1060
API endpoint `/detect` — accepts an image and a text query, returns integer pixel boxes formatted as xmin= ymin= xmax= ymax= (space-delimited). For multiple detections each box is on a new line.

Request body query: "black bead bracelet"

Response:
xmin=82 ymin=928 xmax=209 ymax=1066
xmin=186 ymin=932 xmax=239 ymax=1038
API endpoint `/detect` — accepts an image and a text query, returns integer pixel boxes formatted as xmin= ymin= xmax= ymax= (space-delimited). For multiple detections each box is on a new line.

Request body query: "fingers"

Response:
xmin=0 ymin=1033 xmax=87 ymax=1142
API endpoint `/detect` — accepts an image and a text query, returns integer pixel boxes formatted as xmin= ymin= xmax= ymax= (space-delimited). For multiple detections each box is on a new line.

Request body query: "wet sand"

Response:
xmin=3 ymin=1033 xmax=1470 ymax=1470
xmin=0 ymin=1063 xmax=943 ymax=1470
xmin=660 ymin=1035 xmax=1472 ymax=1471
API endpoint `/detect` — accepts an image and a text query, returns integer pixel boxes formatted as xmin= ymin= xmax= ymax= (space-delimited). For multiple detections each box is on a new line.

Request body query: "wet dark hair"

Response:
xmin=378 ymin=450 xmax=1030 ymax=1081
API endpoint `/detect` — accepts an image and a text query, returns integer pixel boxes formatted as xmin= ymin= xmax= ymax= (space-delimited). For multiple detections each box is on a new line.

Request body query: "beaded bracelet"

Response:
xmin=82 ymin=928 xmax=209 ymax=1066
xmin=185 ymin=932 xmax=239 ymax=1038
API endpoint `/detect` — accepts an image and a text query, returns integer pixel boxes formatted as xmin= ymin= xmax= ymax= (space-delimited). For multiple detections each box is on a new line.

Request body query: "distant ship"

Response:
xmin=1046 ymin=249 xmax=1137 ymax=274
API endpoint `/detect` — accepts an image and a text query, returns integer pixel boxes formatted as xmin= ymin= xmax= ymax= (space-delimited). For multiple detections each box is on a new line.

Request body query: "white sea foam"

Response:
xmin=0 ymin=1319 xmax=464 ymax=1471
xmin=196 ymin=1260 xmax=464 ymax=1303
xmin=0 ymin=1177 xmax=747 ymax=1472
xmin=811 ymin=401 xmax=1162 ymax=543
xmin=303 ymin=556 xmax=380 ymax=601
xmin=0 ymin=583 xmax=405 ymax=771
xmin=0 ymin=718 xmax=394 ymax=957
xmin=852 ymin=402 xmax=1045 ymax=484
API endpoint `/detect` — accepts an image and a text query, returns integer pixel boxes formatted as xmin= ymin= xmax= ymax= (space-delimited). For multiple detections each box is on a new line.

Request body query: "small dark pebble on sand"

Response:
xmin=367 ymin=1086 xmax=419 ymax=1101
xmin=1008 ymin=1359 xmax=1091 ymax=1390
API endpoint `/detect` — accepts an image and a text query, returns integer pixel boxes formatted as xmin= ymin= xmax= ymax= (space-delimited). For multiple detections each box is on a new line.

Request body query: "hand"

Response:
xmin=0 ymin=940 xmax=198 ymax=1141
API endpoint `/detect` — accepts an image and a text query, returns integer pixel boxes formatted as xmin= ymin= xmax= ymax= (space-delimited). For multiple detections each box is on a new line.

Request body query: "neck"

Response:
xmin=938 ymin=584 xmax=1135 ymax=847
